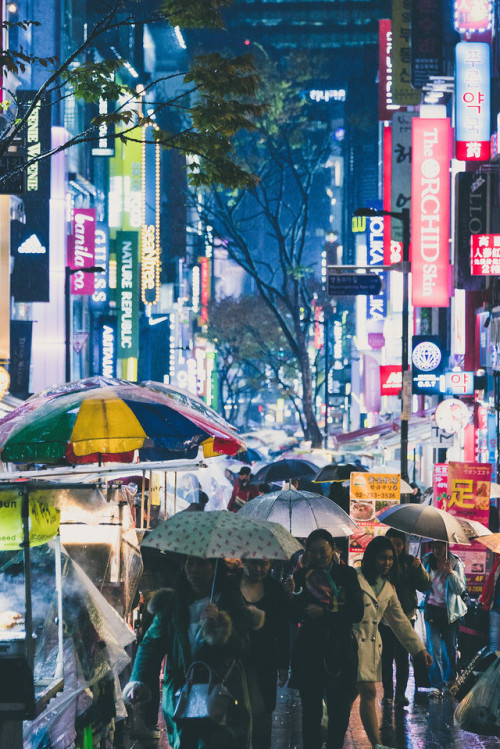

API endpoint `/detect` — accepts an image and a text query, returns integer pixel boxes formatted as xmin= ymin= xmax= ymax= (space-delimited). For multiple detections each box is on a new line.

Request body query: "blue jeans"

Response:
xmin=425 ymin=618 xmax=458 ymax=689
xmin=490 ymin=609 xmax=500 ymax=653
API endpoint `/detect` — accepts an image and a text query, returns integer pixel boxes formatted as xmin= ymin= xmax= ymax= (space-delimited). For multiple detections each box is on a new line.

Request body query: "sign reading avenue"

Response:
xmin=328 ymin=273 xmax=383 ymax=296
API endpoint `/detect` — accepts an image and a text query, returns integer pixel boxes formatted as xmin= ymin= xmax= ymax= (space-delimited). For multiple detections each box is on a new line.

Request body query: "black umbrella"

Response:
xmin=250 ymin=459 xmax=317 ymax=484
xmin=313 ymin=463 xmax=368 ymax=483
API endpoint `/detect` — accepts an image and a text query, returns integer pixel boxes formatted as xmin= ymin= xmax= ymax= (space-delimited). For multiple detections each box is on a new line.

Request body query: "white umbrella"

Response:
xmin=237 ymin=489 xmax=358 ymax=537
xmin=489 ymin=482 xmax=500 ymax=499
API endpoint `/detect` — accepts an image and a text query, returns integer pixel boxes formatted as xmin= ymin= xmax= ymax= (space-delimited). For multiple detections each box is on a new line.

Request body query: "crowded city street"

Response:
xmin=1 ymin=1 xmax=500 ymax=748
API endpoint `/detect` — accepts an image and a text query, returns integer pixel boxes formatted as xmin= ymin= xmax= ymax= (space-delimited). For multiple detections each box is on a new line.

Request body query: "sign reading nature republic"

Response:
xmin=434 ymin=461 xmax=491 ymax=597
xmin=411 ymin=118 xmax=451 ymax=307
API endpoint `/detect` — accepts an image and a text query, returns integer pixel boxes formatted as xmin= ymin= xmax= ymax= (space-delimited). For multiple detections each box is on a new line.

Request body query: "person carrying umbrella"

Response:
xmin=123 ymin=556 xmax=252 ymax=749
xmin=354 ymin=536 xmax=432 ymax=749
xmin=285 ymin=528 xmax=364 ymax=749
xmin=380 ymin=529 xmax=431 ymax=708
xmin=422 ymin=540 xmax=467 ymax=697
xmin=227 ymin=467 xmax=259 ymax=512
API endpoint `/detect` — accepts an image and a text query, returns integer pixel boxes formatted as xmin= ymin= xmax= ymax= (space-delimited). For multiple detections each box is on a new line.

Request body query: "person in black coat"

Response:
xmin=285 ymin=529 xmax=364 ymax=749
xmin=239 ymin=559 xmax=290 ymax=749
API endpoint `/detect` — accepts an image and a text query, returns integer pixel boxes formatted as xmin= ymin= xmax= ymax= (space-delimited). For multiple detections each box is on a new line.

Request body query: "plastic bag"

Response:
xmin=454 ymin=657 xmax=500 ymax=736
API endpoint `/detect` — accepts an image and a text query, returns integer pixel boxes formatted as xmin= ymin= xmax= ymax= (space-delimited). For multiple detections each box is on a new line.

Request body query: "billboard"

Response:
xmin=11 ymin=198 xmax=50 ymax=302
xmin=116 ymin=231 xmax=139 ymax=359
xmin=412 ymin=334 xmax=445 ymax=394
xmin=470 ymin=233 xmax=500 ymax=275
xmin=68 ymin=208 xmax=96 ymax=294
xmin=455 ymin=42 xmax=490 ymax=161
xmin=411 ymin=0 xmax=443 ymax=88
xmin=90 ymin=223 xmax=109 ymax=308
xmin=391 ymin=112 xmax=416 ymax=243
xmin=411 ymin=118 xmax=451 ymax=307
xmin=380 ymin=364 xmax=402 ymax=396
xmin=391 ymin=0 xmax=420 ymax=106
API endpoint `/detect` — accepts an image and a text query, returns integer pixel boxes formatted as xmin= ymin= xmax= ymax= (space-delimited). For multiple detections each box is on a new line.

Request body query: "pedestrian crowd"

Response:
xmin=123 ymin=468 xmax=500 ymax=749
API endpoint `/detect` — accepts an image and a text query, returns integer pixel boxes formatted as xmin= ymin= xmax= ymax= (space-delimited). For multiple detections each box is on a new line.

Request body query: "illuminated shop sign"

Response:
xmin=366 ymin=215 xmax=387 ymax=322
xmin=90 ymin=223 xmax=109 ymax=307
xmin=455 ymin=42 xmax=490 ymax=162
xmin=391 ymin=112 xmax=416 ymax=244
xmin=454 ymin=0 xmax=493 ymax=34
xmin=411 ymin=0 xmax=442 ymax=89
xmin=100 ymin=318 xmax=117 ymax=377
xmin=456 ymin=172 xmax=489 ymax=291
xmin=309 ymin=89 xmax=346 ymax=103
xmin=116 ymin=231 xmax=139 ymax=359
xmin=378 ymin=20 xmax=403 ymax=121
xmin=380 ymin=364 xmax=402 ymax=396
xmin=391 ymin=0 xmax=420 ymax=106
xmin=200 ymin=257 xmax=210 ymax=324
xmin=411 ymin=118 xmax=451 ymax=307
xmin=11 ymin=199 xmax=50 ymax=302
xmin=442 ymin=371 xmax=474 ymax=395
xmin=470 ymin=233 xmax=500 ymax=275
xmin=91 ymin=97 xmax=115 ymax=157
xmin=68 ymin=208 xmax=96 ymax=295
xmin=17 ymin=91 xmax=51 ymax=196
xmin=141 ymin=224 xmax=160 ymax=305
xmin=412 ymin=335 xmax=445 ymax=394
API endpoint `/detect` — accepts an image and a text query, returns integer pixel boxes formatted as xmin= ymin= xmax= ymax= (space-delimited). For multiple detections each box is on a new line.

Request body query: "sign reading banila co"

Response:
xmin=68 ymin=209 xmax=96 ymax=294
xmin=411 ymin=118 xmax=451 ymax=307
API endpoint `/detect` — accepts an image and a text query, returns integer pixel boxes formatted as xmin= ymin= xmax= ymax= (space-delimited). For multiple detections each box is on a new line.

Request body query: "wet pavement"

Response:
xmin=126 ymin=671 xmax=499 ymax=749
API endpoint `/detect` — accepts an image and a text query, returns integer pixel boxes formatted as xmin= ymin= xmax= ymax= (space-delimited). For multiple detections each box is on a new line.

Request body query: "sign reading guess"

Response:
xmin=68 ymin=209 xmax=96 ymax=295
xmin=470 ymin=233 xmax=500 ymax=275
xmin=455 ymin=42 xmax=490 ymax=162
xmin=380 ymin=364 xmax=402 ymax=395
xmin=411 ymin=118 xmax=451 ymax=307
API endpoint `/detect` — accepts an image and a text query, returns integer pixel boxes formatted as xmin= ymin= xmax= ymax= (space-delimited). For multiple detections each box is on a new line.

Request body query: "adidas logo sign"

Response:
xmin=18 ymin=234 xmax=46 ymax=254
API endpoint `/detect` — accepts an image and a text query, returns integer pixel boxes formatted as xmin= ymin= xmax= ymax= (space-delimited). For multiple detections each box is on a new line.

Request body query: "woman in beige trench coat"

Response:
xmin=353 ymin=536 xmax=433 ymax=749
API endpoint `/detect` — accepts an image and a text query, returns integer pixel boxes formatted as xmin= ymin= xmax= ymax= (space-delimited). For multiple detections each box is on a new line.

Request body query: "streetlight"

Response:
xmin=352 ymin=207 xmax=411 ymax=488
xmin=65 ymin=266 xmax=104 ymax=382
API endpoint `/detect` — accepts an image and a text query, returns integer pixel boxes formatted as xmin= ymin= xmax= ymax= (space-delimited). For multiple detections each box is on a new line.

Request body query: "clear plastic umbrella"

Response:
xmin=237 ymin=489 xmax=358 ymax=537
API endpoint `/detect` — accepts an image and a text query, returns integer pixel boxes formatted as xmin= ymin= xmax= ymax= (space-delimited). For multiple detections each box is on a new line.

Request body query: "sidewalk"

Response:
xmin=127 ymin=675 xmax=499 ymax=749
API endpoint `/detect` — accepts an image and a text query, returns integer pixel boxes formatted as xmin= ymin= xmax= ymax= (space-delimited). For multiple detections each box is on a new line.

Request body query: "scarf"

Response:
xmin=305 ymin=565 xmax=340 ymax=611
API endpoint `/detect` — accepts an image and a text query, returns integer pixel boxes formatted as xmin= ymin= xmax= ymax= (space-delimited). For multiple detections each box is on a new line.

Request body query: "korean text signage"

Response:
xmin=454 ymin=0 xmax=493 ymax=34
xmin=349 ymin=472 xmax=401 ymax=566
xmin=432 ymin=463 xmax=448 ymax=507
xmin=378 ymin=20 xmax=403 ymax=120
xmin=100 ymin=317 xmax=117 ymax=377
xmin=470 ymin=234 xmax=500 ymax=275
xmin=411 ymin=0 xmax=442 ymax=89
xmin=443 ymin=371 xmax=474 ymax=395
xmin=412 ymin=334 xmax=445 ymax=394
xmin=455 ymin=172 xmax=488 ymax=290
xmin=391 ymin=112 xmax=416 ymax=243
xmin=455 ymin=42 xmax=490 ymax=162
xmin=380 ymin=364 xmax=402 ymax=396
xmin=116 ymin=231 xmax=139 ymax=359
xmin=391 ymin=0 xmax=420 ymax=106
xmin=68 ymin=209 xmax=96 ymax=294
xmin=446 ymin=461 xmax=491 ymax=596
xmin=411 ymin=118 xmax=451 ymax=307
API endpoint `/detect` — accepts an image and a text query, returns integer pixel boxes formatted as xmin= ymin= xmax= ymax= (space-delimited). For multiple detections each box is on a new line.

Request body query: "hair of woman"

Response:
xmin=385 ymin=528 xmax=407 ymax=544
xmin=361 ymin=535 xmax=395 ymax=584
xmin=305 ymin=528 xmax=336 ymax=550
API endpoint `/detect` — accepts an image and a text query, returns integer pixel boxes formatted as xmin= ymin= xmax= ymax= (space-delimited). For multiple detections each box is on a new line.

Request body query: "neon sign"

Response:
xmin=455 ymin=42 xmax=490 ymax=162
xmin=141 ymin=224 xmax=160 ymax=305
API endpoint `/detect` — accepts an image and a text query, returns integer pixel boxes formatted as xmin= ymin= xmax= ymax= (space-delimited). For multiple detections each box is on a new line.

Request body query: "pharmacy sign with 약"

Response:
xmin=455 ymin=42 xmax=491 ymax=162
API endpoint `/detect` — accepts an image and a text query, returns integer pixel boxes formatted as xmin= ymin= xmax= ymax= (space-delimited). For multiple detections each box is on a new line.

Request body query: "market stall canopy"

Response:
xmin=142 ymin=509 xmax=302 ymax=560
xmin=376 ymin=503 xmax=472 ymax=544
xmin=238 ymin=488 xmax=358 ymax=537
xmin=0 ymin=380 xmax=245 ymax=465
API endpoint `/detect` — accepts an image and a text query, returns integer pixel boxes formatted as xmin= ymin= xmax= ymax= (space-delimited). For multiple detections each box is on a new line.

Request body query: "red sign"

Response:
xmin=382 ymin=124 xmax=402 ymax=265
xmin=411 ymin=118 xmax=451 ymax=307
xmin=68 ymin=209 xmax=96 ymax=295
xmin=470 ymin=233 xmax=500 ymax=275
xmin=378 ymin=20 xmax=404 ymax=121
xmin=200 ymin=257 xmax=210 ymax=324
xmin=446 ymin=461 xmax=491 ymax=596
xmin=380 ymin=364 xmax=402 ymax=396
xmin=432 ymin=463 xmax=449 ymax=508
xmin=454 ymin=0 xmax=493 ymax=34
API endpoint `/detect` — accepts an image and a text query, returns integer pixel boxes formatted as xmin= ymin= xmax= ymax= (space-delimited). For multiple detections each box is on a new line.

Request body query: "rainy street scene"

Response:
xmin=1 ymin=1 xmax=500 ymax=748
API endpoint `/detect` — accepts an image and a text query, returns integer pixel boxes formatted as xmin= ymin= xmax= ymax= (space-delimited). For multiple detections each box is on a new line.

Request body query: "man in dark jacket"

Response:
xmin=227 ymin=467 xmax=259 ymax=512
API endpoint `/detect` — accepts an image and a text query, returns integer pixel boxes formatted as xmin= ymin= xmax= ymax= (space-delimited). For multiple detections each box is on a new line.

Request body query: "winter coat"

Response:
xmin=422 ymin=552 xmax=467 ymax=625
xmin=130 ymin=582 xmax=252 ymax=749
xmin=354 ymin=570 xmax=426 ymax=683
xmin=289 ymin=562 xmax=364 ymax=694
xmin=241 ymin=574 xmax=290 ymax=712
xmin=387 ymin=552 xmax=431 ymax=618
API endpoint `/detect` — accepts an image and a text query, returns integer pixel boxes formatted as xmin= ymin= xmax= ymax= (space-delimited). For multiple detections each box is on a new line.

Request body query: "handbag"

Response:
xmin=173 ymin=661 xmax=235 ymax=725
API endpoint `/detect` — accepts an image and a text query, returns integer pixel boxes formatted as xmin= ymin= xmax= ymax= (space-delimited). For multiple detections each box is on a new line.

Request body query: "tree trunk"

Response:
xmin=297 ymin=342 xmax=323 ymax=448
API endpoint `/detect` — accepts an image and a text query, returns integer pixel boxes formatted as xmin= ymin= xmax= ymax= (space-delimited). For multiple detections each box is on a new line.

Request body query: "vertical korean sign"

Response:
xmin=455 ymin=42 xmax=490 ymax=162
xmin=116 ymin=231 xmax=139 ymax=359
xmin=446 ymin=461 xmax=491 ymax=596
xmin=379 ymin=20 xmax=403 ymax=121
xmin=391 ymin=0 xmax=420 ymax=106
xmin=411 ymin=118 xmax=451 ymax=307
xmin=391 ymin=112 xmax=416 ymax=244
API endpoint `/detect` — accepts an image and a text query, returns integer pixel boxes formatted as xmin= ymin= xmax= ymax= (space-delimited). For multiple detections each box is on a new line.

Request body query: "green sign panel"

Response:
xmin=116 ymin=231 xmax=139 ymax=359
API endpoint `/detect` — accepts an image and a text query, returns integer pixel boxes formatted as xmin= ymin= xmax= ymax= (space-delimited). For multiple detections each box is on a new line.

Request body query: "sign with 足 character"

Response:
xmin=445 ymin=461 xmax=491 ymax=596
xmin=470 ymin=233 xmax=500 ymax=275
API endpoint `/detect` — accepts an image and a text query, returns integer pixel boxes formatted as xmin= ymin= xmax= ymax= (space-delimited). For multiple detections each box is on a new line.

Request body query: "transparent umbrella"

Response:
xmin=237 ymin=488 xmax=358 ymax=537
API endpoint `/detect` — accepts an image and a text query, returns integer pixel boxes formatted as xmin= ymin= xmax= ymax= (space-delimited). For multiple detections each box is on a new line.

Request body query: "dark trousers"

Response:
xmin=380 ymin=623 xmax=410 ymax=699
xmin=299 ymin=679 xmax=353 ymax=749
